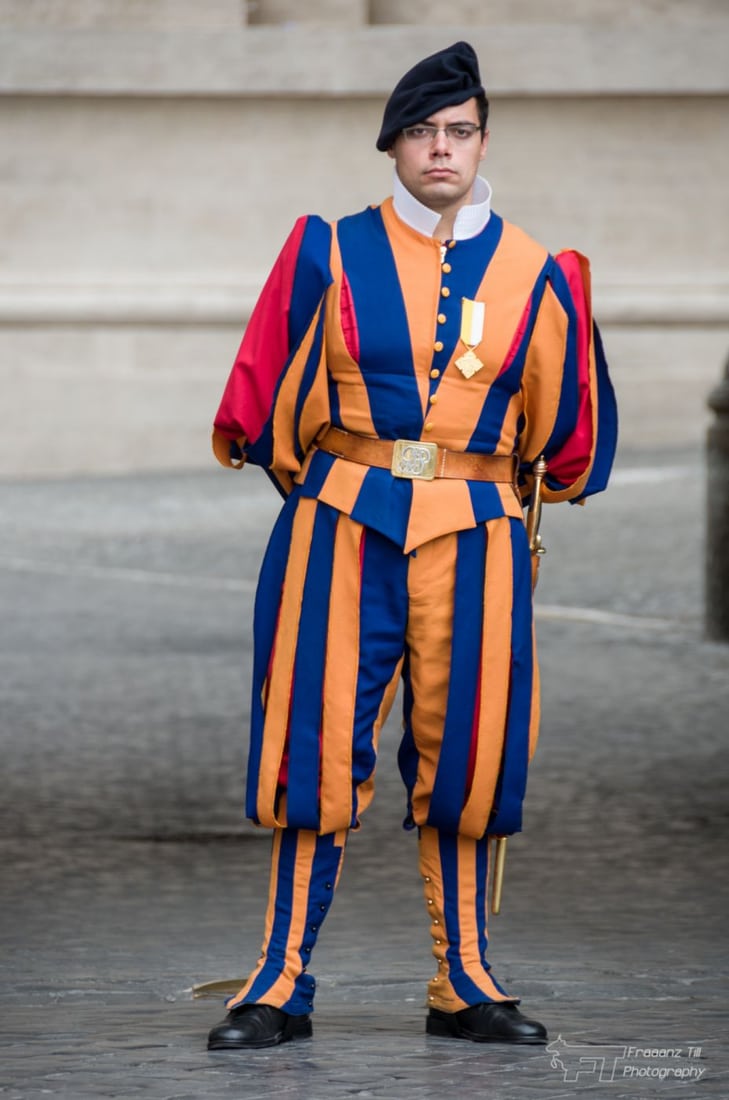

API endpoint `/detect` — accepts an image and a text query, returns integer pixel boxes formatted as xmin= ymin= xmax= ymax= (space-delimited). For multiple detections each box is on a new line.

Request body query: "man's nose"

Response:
xmin=430 ymin=129 xmax=451 ymax=155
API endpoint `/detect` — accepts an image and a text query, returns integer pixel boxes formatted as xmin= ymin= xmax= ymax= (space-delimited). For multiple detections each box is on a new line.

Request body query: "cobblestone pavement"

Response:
xmin=1 ymin=442 xmax=728 ymax=1099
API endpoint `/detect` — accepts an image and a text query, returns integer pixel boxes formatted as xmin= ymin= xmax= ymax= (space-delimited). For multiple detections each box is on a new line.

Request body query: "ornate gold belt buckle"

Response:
xmin=390 ymin=439 xmax=438 ymax=480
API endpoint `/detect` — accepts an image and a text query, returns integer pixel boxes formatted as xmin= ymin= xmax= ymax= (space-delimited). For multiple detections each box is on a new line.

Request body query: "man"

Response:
xmin=207 ymin=41 xmax=617 ymax=1050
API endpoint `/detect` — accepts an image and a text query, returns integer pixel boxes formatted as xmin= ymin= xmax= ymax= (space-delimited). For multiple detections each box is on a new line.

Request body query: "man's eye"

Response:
xmin=410 ymin=127 xmax=431 ymax=138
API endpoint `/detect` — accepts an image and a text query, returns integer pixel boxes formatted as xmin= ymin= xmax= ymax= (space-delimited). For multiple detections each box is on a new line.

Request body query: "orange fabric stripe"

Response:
xmin=314 ymin=455 xmax=369 ymax=518
xmin=405 ymin=477 xmax=475 ymax=555
xmin=257 ymin=830 xmax=318 ymax=1007
xmin=496 ymin=391 xmax=523 ymax=454
xmin=420 ymin=827 xmax=512 ymax=1012
xmin=449 ymin=832 xmax=481 ymax=1009
xmin=528 ymin=625 xmax=541 ymax=760
xmin=405 ymin=533 xmax=459 ymax=825
xmin=256 ymin=500 xmax=318 ymax=828
xmin=473 ymin=221 xmax=547 ymax=384
xmin=496 ymin=479 xmax=524 ymax=518
xmin=418 ymin=825 xmax=457 ymax=1009
xmin=541 ymin=250 xmax=599 ymax=504
xmin=226 ymin=826 xmax=288 ymax=1008
xmin=432 ymin=223 xmax=548 ymax=452
xmin=251 ymin=829 xmax=318 ymax=1008
xmin=227 ymin=825 xmax=349 ymax=1010
xmin=374 ymin=211 xmax=549 ymax=455
xmin=211 ymin=428 xmax=247 ymax=469
xmin=459 ymin=518 xmax=514 ymax=837
xmin=327 ymin=226 xmax=377 ymax=437
xmin=319 ymin=515 xmax=362 ymax=833
xmin=454 ymin=835 xmax=509 ymax=1003
xmin=380 ymin=197 xmax=443 ymax=417
xmin=270 ymin=301 xmax=330 ymax=491
xmin=519 ymin=282 xmax=569 ymax=464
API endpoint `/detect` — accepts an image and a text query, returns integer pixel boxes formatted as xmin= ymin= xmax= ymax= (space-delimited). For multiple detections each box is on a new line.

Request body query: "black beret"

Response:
xmin=376 ymin=41 xmax=485 ymax=152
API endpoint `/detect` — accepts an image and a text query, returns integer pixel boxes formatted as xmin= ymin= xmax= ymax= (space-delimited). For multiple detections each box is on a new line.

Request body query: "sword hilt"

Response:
xmin=526 ymin=454 xmax=548 ymax=555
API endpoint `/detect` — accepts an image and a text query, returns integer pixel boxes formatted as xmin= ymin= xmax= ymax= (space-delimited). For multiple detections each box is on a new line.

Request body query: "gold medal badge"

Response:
xmin=455 ymin=298 xmax=485 ymax=378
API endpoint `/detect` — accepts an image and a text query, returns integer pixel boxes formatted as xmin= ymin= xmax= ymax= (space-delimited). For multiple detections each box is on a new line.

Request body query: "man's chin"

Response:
xmin=417 ymin=181 xmax=463 ymax=208
xmin=422 ymin=172 xmax=459 ymax=188
xmin=420 ymin=175 xmax=458 ymax=190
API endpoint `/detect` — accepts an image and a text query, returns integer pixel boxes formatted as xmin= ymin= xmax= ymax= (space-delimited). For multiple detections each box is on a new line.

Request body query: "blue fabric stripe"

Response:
xmin=288 ymin=217 xmax=333 ymax=345
xmin=349 ymin=467 xmax=412 ymax=549
xmin=246 ymin=490 xmax=300 ymax=822
xmin=328 ymin=365 xmax=342 ymax=429
xmin=427 ymin=526 xmax=487 ymax=832
xmin=489 ymin=518 xmax=533 ymax=835
xmin=574 ymin=321 xmax=618 ymax=501
xmin=540 ymin=260 xmax=581 ymax=481
xmin=297 ymin=448 xmax=337 ymax=499
xmin=336 ymin=208 xmax=423 ymax=439
xmin=351 ymin=526 xmax=409 ymax=823
xmin=475 ymin=834 xmax=490 ymax=966
xmin=245 ymin=217 xmax=332 ymax=494
xmin=242 ymin=433 xmax=271 ymax=470
xmin=472 ymin=258 xmax=550 ymax=453
xmin=428 ymin=215 xmax=504 ymax=394
xmin=236 ymin=828 xmax=345 ymax=1014
xmin=438 ymin=832 xmax=466 ymax=990
xmin=286 ymin=505 xmax=338 ymax=828
xmin=239 ymin=828 xmax=299 ymax=1004
xmin=280 ymin=830 xmax=344 ymax=1014
xmin=397 ymin=651 xmax=417 ymax=828
xmin=437 ymin=832 xmax=494 ymax=1004
xmin=290 ymin=304 xmax=327 ymax=468
xmin=465 ymin=481 xmax=501 ymax=531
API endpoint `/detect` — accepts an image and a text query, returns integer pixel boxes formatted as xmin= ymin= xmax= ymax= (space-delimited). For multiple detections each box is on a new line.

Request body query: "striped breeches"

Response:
xmin=247 ymin=494 xmax=538 ymax=839
xmin=226 ymin=824 xmax=516 ymax=1014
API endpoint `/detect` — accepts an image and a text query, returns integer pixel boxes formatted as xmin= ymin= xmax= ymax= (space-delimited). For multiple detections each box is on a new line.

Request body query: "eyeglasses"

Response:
xmin=401 ymin=123 xmax=482 ymax=144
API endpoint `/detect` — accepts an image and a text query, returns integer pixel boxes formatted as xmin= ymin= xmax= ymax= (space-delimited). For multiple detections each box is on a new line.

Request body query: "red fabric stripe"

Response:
xmin=340 ymin=271 xmax=360 ymax=363
xmin=214 ymin=217 xmax=308 ymax=445
xmin=498 ymin=293 xmax=533 ymax=377
xmin=464 ymin=660 xmax=482 ymax=799
xmin=548 ymin=251 xmax=594 ymax=483
xmin=265 ymin=595 xmax=291 ymax=789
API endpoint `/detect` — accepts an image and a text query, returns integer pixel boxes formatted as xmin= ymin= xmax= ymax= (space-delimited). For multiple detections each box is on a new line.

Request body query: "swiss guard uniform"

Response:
xmin=207 ymin=41 xmax=617 ymax=1050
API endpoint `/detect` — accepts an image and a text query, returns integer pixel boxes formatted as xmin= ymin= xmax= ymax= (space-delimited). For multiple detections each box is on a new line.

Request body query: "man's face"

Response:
xmin=387 ymin=97 xmax=489 ymax=214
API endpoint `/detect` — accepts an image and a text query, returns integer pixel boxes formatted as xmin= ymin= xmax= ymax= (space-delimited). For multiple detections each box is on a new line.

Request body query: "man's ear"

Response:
xmin=387 ymin=147 xmax=396 ymax=160
xmin=479 ymin=129 xmax=490 ymax=161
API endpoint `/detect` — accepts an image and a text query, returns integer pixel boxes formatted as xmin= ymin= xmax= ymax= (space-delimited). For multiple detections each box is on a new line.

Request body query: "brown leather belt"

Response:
xmin=317 ymin=427 xmax=518 ymax=485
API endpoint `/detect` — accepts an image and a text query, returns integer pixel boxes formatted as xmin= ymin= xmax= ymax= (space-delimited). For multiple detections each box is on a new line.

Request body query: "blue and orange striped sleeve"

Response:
xmin=519 ymin=249 xmax=617 ymax=505
xmin=212 ymin=216 xmax=333 ymax=478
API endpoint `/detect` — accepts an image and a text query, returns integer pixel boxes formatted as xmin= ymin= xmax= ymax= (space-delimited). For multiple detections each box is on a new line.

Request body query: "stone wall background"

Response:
xmin=1 ymin=0 xmax=727 ymax=476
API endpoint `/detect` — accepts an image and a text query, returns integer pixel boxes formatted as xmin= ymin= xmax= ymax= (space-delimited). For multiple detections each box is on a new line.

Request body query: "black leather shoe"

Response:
xmin=427 ymin=1002 xmax=547 ymax=1044
xmin=207 ymin=1003 xmax=313 ymax=1050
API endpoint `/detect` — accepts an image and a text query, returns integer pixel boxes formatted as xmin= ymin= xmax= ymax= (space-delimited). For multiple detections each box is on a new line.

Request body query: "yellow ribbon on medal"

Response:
xmin=455 ymin=298 xmax=485 ymax=378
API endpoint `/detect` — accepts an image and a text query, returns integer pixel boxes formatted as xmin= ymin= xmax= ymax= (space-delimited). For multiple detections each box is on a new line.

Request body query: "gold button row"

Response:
xmin=430 ymin=271 xmax=452 ymax=435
